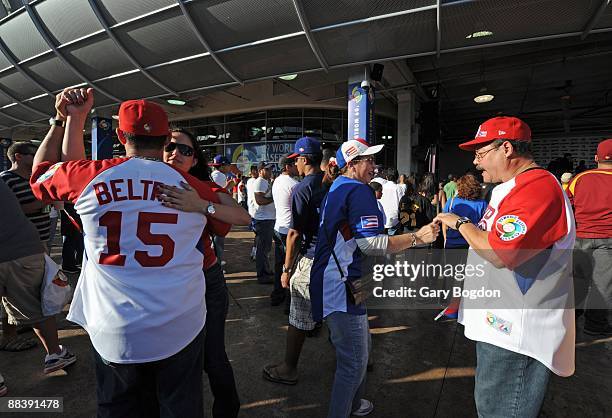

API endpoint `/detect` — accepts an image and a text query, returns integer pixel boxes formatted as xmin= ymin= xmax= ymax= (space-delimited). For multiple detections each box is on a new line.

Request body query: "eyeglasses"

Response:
xmin=352 ymin=156 xmax=376 ymax=164
xmin=475 ymin=145 xmax=500 ymax=161
xmin=164 ymin=142 xmax=194 ymax=157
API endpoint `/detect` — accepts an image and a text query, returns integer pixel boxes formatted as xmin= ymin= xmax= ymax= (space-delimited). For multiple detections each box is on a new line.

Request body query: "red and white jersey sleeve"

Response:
xmin=31 ymin=158 xmax=130 ymax=203
xmin=30 ymin=157 xmax=229 ymax=364
xmin=486 ymin=169 xmax=568 ymax=269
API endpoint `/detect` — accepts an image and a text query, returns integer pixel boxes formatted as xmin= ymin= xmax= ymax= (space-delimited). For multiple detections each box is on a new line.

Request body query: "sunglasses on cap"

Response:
xmin=164 ymin=142 xmax=194 ymax=157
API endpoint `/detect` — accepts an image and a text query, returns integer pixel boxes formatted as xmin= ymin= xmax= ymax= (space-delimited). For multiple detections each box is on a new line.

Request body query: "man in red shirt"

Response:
xmin=566 ymin=138 xmax=612 ymax=336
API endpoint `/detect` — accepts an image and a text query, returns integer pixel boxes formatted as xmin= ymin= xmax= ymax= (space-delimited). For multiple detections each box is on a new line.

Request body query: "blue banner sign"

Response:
xmin=91 ymin=117 xmax=113 ymax=160
xmin=225 ymin=142 xmax=294 ymax=175
xmin=347 ymin=82 xmax=375 ymax=143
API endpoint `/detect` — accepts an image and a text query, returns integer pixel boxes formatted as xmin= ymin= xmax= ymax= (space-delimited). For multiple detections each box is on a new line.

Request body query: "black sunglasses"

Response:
xmin=164 ymin=142 xmax=194 ymax=157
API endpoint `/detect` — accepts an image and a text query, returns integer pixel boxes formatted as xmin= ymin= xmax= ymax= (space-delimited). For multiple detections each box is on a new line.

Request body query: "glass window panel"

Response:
xmin=267 ymin=118 xmax=302 ymax=141
xmin=194 ymin=125 xmax=225 ymax=147
xmin=170 ymin=120 xmax=191 ymax=129
xmin=304 ymin=108 xmax=322 ymax=118
xmin=226 ymin=111 xmax=266 ymax=123
xmin=226 ymin=120 xmax=266 ymax=144
xmin=303 ymin=118 xmax=322 ymax=139
xmin=323 ymin=109 xmax=342 ymax=119
xmin=322 ymin=119 xmax=343 ymax=142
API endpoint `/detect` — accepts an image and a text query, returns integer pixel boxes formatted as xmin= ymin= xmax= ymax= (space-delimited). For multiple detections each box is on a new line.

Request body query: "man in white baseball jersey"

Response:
xmin=30 ymin=88 xmax=230 ymax=417
xmin=435 ymin=116 xmax=575 ymax=418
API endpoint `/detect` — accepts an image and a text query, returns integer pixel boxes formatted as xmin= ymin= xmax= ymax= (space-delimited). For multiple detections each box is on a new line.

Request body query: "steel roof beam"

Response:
xmin=436 ymin=0 xmax=441 ymax=58
xmin=581 ymin=0 xmax=611 ymax=40
xmin=291 ymin=0 xmax=328 ymax=71
xmin=21 ymin=0 xmax=122 ymax=102
xmin=86 ymin=0 xmax=178 ymax=97
xmin=175 ymin=0 xmax=243 ymax=85
xmin=0 ymin=59 xmax=50 ymax=121
xmin=0 ymin=38 xmax=53 ymax=99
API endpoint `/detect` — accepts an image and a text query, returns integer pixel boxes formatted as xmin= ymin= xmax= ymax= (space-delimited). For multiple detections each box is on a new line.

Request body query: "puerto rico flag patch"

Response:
xmin=360 ymin=215 xmax=379 ymax=229
xmin=35 ymin=162 xmax=63 ymax=183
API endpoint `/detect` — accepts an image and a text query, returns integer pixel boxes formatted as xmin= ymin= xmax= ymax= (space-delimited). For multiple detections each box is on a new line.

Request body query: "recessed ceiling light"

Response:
xmin=466 ymin=30 xmax=493 ymax=39
xmin=474 ymin=93 xmax=494 ymax=103
xmin=167 ymin=98 xmax=186 ymax=106
xmin=278 ymin=74 xmax=298 ymax=81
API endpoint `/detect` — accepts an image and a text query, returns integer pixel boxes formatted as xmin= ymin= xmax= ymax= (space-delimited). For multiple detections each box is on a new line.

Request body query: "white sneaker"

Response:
xmin=44 ymin=345 xmax=77 ymax=374
xmin=351 ymin=399 xmax=374 ymax=416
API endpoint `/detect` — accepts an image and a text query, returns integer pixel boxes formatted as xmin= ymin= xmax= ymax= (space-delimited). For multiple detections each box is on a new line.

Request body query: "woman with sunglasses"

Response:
xmin=310 ymin=139 xmax=439 ymax=418
xmin=159 ymin=129 xmax=249 ymax=418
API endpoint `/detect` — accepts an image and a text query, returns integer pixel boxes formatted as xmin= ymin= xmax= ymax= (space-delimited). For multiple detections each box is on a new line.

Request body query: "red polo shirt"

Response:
xmin=566 ymin=168 xmax=612 ymax=239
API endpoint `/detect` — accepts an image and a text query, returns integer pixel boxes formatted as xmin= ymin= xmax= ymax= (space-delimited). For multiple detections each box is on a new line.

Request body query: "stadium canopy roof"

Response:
xmin=1 ymin=0 xmax=611 ymax=139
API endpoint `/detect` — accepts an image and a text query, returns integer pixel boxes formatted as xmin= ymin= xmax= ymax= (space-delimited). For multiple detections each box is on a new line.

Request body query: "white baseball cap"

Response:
xmin=336 ymin=139 xmax=384 ymax=169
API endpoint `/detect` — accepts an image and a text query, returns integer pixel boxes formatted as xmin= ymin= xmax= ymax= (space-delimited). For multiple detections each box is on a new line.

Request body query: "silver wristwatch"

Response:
xmin=49 ymin=117 xmax=66 ymax=127
xmin=206 ymin=202 xmax=216 ymax=215
xmin=455 ymin=216 xmax=472 ymax=230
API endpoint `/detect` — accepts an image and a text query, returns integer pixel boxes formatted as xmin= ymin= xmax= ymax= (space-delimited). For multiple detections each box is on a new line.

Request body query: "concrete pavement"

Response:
xmin=1 ymin=227 xmax=611 ymax=417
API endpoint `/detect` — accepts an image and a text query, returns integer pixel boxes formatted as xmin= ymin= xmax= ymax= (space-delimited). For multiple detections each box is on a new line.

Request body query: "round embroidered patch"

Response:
xmin=495 ymin=215 xmax=527 ymax=241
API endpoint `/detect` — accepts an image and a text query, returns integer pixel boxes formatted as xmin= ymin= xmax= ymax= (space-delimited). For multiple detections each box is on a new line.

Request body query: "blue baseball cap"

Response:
xmin=287 ymin=136 xmax=321 ymax=158
xmin=211 ymin=154 xmax=230 ymax=166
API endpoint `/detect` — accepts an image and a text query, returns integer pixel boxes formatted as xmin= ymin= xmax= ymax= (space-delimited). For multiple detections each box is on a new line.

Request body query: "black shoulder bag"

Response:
xmin=323 ymin=225 xmax=375 ymax=306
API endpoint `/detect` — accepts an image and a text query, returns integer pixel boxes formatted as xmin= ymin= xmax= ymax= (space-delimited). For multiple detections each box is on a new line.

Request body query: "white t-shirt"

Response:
xmin=237 ymin=180 xmax=246 ymax=204
xmin=398 ymin=183 xmax=407 ymax=195
xmin=376 ymin=200 xmax=387 ymax=226
xmin=272 ymin=174 xmax=298 ymax=234
xmin=210 ymin=170 xmax=227 ymax=188
xmin=250 ymin=177 xmax=276 ymax=220
xmin=459 ymin=169 xmax=575 ymax=377
xmin=246 ymin=177 xmax=258 ymax=217
xmin=380 ymin=181 xmax=406 ymax=228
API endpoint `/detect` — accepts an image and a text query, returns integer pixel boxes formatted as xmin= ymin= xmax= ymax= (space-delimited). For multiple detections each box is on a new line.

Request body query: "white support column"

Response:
xmin=396 ymin=90 xmax=415 ymax=174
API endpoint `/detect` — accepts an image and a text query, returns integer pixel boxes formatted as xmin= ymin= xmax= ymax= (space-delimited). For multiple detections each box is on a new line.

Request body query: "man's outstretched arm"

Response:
xmin=62 ymin=88 xmax=94 ymax=162
xmin=33 ymin=89 xmax=68 ymax=167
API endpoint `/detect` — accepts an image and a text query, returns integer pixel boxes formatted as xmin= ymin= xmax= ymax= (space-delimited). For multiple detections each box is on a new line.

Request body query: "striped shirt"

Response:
xmin=0 ymin=170 xmax=50 ymax=242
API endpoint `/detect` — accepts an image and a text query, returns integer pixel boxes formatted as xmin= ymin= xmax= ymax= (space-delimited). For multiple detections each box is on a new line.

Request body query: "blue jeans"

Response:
xmin=94 ymin=328 xmax=205 ymax=418
xmin=475 ymin=342 xmax=551 ymax=418
xmin=204 ymin=263 xmax=240 ymax=417
xmin=253 ymin=219 xmax=275 ymax=283
xmin=272 ymin=231 xmax=287 ymax=300
xmin=326 ymin=311 xmax=371 ymax=418
xmin=212 ymin=235 xmax=225 ymax=263
xmin=574 ymin=237 xmax=612 ymax=328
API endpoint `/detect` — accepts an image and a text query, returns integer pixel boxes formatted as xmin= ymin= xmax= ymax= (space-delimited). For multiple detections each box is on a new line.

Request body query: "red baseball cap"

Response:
xmin=118 ymin=100 xmax=169 ymax=136
xmin=459 ymin=116 xmax=532 ymax=151
xmin=597 ymin=138 xmax=612 ymax=161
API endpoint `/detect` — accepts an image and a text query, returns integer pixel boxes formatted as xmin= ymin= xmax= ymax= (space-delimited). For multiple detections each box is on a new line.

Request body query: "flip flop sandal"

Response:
xmin=0 ymin=336 xmax=37 ymax=352
xmin=262 ymin=364 xmax=298 ymax=385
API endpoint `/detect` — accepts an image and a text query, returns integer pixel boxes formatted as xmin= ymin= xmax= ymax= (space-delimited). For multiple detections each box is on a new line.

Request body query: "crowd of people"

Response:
xmin=0 ymin=86 xmax=610 ymax=418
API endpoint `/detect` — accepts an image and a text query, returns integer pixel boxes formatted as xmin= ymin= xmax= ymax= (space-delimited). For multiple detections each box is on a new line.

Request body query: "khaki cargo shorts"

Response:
xmin=0 ymin=253 xmax=46 ymax=325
